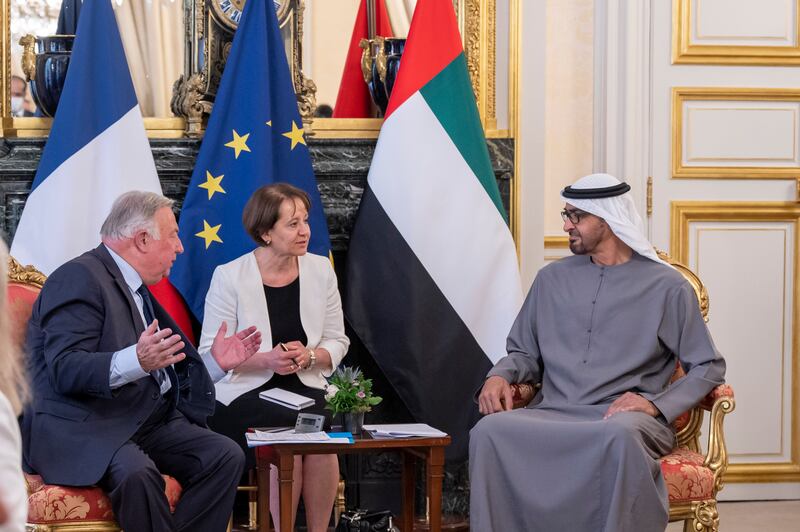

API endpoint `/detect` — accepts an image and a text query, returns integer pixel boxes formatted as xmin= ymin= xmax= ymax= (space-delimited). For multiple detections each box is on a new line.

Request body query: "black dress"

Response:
xmin=207 ymin=277 xmax=333 ymax=469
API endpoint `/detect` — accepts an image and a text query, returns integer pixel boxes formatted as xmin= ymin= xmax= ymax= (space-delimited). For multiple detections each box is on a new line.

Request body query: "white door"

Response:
xmin=653 ymin=0 xmax=800 ymax=500
xmin=600 ymin=0 xmax=800 ymax=500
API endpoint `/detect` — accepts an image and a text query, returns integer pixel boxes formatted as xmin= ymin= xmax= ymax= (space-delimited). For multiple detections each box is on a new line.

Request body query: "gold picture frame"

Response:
xmin=0 ymin=0 xmax=501 ymax=140
xmin=670 ymin=201 xmax=800 ymax=483
xmin=672 ymin=87 xmax=800 ymax=180
xmin=673 ymin=0 xmax=800 ymax=65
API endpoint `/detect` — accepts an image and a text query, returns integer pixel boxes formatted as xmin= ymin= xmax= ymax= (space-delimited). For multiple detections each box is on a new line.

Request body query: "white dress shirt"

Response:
xmin=106 ymin=245 xmax=224 ymax=390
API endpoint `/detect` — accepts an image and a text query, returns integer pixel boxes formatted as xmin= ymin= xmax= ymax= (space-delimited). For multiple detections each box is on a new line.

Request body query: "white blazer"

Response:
xmin=199 ymin=251 xmax=350 ymax=406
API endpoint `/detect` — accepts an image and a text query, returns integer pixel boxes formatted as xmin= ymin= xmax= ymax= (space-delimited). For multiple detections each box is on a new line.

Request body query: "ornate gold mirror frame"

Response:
xmin=313 ymin=0 xmax=500 ymax=139
xmin=0 ymin=0 xmax=498 ymax=139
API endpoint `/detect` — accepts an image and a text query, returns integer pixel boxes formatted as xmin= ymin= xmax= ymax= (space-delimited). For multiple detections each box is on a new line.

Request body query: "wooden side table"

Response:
xmin=254 ymin=434 xmax=451 ymax=532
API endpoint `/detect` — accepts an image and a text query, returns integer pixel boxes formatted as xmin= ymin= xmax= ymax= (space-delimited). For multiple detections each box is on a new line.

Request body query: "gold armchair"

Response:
xmin=510 ymin=251 xmax=735 ymax=532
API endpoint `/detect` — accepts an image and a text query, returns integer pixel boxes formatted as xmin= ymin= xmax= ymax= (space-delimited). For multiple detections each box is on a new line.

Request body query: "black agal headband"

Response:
xmin=561 ymin=181 xmax=631 ymax=199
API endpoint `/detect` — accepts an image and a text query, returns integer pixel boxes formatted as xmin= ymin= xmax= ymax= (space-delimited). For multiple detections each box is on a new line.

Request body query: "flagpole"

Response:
xmin=366 ymin=0 xmax=376 ymax=39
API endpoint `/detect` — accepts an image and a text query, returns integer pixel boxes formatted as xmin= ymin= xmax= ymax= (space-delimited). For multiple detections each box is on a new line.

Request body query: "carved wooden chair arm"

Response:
xmin=509 ymin=382 xmax=538 ymax=409
xmin=698 ymin=383 xmax=734 ymax=411
xmin=701 ymin=385 xmax=736 ymax=494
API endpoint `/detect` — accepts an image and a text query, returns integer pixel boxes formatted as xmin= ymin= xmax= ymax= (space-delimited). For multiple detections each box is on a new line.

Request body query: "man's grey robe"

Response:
xmin=469 ymin=253 xmax=726 ymax=532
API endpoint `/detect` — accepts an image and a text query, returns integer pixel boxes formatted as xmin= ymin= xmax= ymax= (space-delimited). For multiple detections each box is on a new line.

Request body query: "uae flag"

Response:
xmin=344 ymin=0 xmax=522 ymax=459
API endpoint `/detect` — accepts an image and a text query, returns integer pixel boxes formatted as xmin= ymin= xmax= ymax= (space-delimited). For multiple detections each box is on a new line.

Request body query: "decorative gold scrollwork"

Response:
xmin=374 ymin=36 xmax=388 ymax=84
xmin=690 ymin=500 xmax=719 ymax=531
xmin=296 ymin=71 xmax=317 ymax=130
xmin=293 ymin=0 xmax=316 ymax=127
xmin=8 ymin=257 xmax=46 ymax=288
xmin=656 ymin=249 xmax=709 ymax=321
xmin=170 ymin=74 xmax=212 ymax=138
xmin=19 ymin=35 xmax=36 ymax=82
xmin=359 ymin=38 xmax=373 ymax=84
xmin=705 ymin=396 xmax=735 ymax=493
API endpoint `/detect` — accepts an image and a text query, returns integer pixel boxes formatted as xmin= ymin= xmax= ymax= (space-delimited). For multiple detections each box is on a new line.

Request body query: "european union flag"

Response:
xmin=171 ymin=0 xmax=331 ymax=321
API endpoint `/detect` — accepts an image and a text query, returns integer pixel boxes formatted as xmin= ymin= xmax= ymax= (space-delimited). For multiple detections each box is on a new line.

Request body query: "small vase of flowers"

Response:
xmin=325 ymin=366 xmax=382 ymax=435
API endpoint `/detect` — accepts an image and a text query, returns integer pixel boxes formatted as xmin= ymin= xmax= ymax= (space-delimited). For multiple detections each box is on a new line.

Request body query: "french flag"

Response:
xmin=11 ymin=0 xmax=194 ymax=340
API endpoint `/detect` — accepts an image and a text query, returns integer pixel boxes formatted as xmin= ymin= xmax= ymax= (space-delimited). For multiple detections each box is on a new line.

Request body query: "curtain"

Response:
xmin=113 ymin=0 xmax=182 ymax=117
xmin=385 ymin=0 xmax=416 ymax=37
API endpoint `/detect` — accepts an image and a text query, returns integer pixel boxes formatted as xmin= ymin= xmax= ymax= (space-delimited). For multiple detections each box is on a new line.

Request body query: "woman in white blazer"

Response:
xmin=200 ymin=184 xmax=349 ymax=532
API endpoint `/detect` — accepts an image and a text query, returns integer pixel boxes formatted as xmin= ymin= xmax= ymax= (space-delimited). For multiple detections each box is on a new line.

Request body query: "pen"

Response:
xmin=280 ymin=342 xmax=300 ymax=366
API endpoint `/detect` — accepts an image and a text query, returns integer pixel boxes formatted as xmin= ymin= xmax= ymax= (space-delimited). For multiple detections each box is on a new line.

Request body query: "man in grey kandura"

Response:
xmin=469 ymin=173 xmax=726 ymax=532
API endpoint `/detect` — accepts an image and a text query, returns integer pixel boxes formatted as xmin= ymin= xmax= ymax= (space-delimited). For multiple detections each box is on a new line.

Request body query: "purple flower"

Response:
xmin=356 ymin=391 xmax=366 ymax=399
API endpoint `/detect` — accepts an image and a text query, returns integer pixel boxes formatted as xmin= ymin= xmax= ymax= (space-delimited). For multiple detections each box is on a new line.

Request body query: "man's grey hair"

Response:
xmin=100 ymin=191 xmax=175 ymax=240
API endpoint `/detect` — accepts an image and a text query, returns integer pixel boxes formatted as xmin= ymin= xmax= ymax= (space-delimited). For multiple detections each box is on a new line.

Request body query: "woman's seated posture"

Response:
xmin=201 ymin=183 xmax=349 ymax=532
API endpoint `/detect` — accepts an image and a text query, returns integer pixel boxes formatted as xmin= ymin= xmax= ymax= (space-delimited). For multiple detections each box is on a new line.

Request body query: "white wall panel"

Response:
xmin=684 ymin=102 xmax=800 ymax=167
xmin=692 ymin=0 xmax=796 ymax=47
xmin=689 ymin=221 xmax=794 ymax=465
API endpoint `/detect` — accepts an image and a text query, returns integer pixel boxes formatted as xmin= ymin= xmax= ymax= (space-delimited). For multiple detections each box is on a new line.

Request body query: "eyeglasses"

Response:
xmin=560 ymin=209 xmax=588 ymax=224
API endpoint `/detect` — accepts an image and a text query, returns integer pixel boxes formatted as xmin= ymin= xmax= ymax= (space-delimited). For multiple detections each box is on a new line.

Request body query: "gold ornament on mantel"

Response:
xmin=172 ymin=0 xmax=317 ymax=137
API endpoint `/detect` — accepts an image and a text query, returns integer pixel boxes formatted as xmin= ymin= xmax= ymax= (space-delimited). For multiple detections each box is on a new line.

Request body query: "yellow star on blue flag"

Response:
xmin=199 ymin=171 xmax=226 ymax=199
xmin=225 ymin=130 xmax=251 ymax=158
xmin=282 ymin=121 xmax=306 ymax=149
xmin=195 ymin=220 xmax=223 ymax=249
xmin=171 ymin=0 xmax=331 ymax=321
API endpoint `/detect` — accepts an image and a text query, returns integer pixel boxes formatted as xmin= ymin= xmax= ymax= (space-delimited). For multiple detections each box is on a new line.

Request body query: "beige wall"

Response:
xmin=543 ymin=0 xmax=594 ymax=236
xmin=307 ymin=0 xmax=361 ymax=109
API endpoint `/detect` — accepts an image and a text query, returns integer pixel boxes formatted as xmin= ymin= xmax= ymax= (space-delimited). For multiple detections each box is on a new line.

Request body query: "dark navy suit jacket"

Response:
xmin=21 ymin=245 xmax=215 ymax=486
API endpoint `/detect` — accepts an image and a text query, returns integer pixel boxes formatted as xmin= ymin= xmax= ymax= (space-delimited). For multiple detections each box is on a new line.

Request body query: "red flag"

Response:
xmin=150 ymin=278 xmax=196 ymax=345
xmin=332 ymin=0 xmax=393 ymax=118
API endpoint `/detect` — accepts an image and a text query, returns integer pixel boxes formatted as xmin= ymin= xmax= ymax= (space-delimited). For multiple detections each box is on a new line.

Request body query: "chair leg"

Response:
xmin=334 ymin=477 xmax=346 ymax=526
xmin=248 ymin=469 xmax=258 ymax=530
xmin=682 ymin=500 xmax=719 ymax=532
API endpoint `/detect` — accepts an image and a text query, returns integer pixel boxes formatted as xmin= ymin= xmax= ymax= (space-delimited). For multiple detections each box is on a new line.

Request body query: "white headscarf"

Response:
xmin=560 ymin=173 xmax=670 ymax=266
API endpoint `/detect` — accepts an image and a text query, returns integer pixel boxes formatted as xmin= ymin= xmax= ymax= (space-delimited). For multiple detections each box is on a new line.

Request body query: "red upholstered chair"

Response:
xmin=7 ymin=257 xmax=184 ymax=531
xmin=510 ymin=251 xmax=735 ymax=532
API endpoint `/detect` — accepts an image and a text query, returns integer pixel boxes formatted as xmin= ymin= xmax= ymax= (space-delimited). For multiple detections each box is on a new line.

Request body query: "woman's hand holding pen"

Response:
xmin=233 ymin=340 xmax=317 ymax=373
xmin=278 ymin=341 xmax=308 ymax=373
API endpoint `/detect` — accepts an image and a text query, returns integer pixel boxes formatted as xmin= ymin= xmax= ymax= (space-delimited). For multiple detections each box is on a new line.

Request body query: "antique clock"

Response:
xmin=172 ymin=0 xmax=315 ymax=136
xmin=209 ymin=0 xmax=247 ymax=29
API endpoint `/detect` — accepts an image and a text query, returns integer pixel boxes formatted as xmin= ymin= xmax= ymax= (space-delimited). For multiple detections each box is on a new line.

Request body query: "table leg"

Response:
xmin=256 ymin=461 xmax=270 ymax=532
xmin=401 ymin=451 xmax=416 ymax=532
xmin=426 ymin=446 xmax=445 ymax=532
xmin=278 ymin=452 xmax=295 ymax=532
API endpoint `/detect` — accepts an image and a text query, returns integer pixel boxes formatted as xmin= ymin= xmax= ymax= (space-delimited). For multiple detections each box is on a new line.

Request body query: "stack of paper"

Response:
xmin=246 ymin=430 xmax=354 ymax=447
xmin=363 ymin=423 xmax=448 ymax=439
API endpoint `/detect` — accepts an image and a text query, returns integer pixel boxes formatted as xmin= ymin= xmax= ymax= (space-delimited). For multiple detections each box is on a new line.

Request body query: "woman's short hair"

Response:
xmin=242 ymin=183 xmax=311 ymax=246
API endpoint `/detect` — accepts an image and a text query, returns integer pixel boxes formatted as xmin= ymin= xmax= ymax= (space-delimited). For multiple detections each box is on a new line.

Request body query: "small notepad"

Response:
xmin=259 ymin=387 xmax=315 ymax=410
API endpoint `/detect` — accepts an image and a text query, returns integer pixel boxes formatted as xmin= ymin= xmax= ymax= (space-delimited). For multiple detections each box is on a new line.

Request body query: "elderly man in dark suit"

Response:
xmin=21 ymin=191 xmax=263 ymax=531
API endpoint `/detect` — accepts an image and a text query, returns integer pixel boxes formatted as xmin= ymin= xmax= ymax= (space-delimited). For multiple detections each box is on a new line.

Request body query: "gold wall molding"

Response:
xmin=672 ymin=87 xmax=800 ymax=180
xmin=544 ymin=236 xmax=569 ymax=249
xmin=509 ymin=0 xmax=519 ymax=252
xmin=0 ymin=0 xmax=8 ymax=119
xmin=462 ymin=0 xmax=496 ymax=131
xmin=0 ymin=116 xmax=187 ymax=139
xmin=672 ymin=0 xmax=800 ymax=65
xmin=671 ymin=201 xmax=800 ymax=483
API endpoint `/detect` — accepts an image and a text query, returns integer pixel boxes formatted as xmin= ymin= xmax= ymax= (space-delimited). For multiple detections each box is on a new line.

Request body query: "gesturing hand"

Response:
xmin=210 ymin=322 xmax=262 ymax=372
xmin=136 ymin=320 xmax=186 ymax=372
xmin=478 ymin=376 xmax=513 ymax=415
xmin=603 ymin=392 xmax=659 ymax=419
